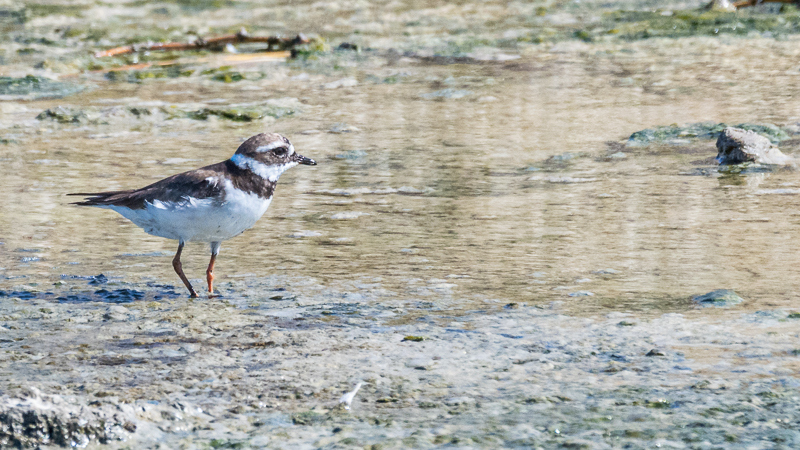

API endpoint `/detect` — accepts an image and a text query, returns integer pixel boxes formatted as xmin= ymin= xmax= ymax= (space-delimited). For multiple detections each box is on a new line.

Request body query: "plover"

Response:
xmin=70 ymin=133 xmax=316 ymax=298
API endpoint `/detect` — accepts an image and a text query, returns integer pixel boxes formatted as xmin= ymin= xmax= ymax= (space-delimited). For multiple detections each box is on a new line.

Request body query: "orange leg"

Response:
xmin=206 ymin=254 xmax=217 ymax=298
xmin=172 ymin=241 xmax=197 ymax=298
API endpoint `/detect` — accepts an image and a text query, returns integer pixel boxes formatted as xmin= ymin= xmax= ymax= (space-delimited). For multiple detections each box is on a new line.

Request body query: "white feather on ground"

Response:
xmin=338 ymin=383 xmax=362 ymax=410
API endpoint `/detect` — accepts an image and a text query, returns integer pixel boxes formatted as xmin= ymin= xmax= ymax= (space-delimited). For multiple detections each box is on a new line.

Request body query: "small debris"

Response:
xmin=402 ymin=336 xmax=425 ymax=342
xmin=337 ymin=42 xmax=359 ymax=52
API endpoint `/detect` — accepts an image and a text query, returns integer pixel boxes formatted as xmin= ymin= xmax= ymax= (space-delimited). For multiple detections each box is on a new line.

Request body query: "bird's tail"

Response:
xmin=67 ymin=191 xmax=132 ymax=206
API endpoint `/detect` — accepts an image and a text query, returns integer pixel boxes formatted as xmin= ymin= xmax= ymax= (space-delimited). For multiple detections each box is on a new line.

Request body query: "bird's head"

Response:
xmin=230 ymin=133 xmax=316 ymax=182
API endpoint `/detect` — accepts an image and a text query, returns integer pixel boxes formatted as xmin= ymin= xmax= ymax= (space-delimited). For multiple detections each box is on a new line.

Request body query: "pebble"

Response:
xmin=329 ymin=212 xmax=369 ymax=220
xmin=322 ymin=78 xmax=358 ymax=89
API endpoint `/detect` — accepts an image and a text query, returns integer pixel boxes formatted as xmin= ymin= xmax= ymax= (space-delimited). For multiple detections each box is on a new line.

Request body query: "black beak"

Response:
xmin=294 ymin=153 xmax=317 ymax=166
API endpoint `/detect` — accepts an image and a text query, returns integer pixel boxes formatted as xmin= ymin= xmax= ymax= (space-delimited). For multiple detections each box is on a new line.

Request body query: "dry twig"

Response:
xmin=94 ymin=29 xmax=309 ymax=58
xmin=732 ymin=0 xmax=795 ymax=8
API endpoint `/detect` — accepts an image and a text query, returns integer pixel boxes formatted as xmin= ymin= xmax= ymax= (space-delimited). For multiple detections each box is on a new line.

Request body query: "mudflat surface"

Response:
xmin=3 ymin=0 xmax=800 ymax=448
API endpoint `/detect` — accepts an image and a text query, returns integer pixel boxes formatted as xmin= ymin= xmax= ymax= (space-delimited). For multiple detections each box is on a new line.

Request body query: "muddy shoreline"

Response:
xmin=5 ymin=0 xmax=800 ymax=448
xmin=3 ymin=277 xmax=800 ymax=448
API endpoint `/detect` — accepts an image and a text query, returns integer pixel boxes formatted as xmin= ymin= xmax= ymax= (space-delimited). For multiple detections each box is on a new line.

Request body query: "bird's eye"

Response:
xmin=273 ymin=147 xmax=288 ymax=157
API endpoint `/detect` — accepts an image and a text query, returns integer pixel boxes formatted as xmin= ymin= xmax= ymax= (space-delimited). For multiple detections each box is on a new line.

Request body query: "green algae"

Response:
xmin=602 ymin=10 xmax=798 ymax=41
xmin=36 ymin=106 xmax=87 ymax=124
xmin=22 ymin=3 xmax=90 ymax=19
xmin=105 ymin=65 xmax=195 ymax=83
xmin=183 ymin=104 xmax=296 ymax=122
xmin=646 ymin=398 xmax=671 ymax=409
xmin=291 ymin=411 xmax=327 ymax=425
xmin=208 ymin=439 xmax=247 ymax=449
xmin=0 ymin=6 xmax=27 ymax=25
xmin=36 ymin=101 xmax=299 ymax=125
xmin=692 ymin=289 xmax=744 ymax=307
xmin=530 ymin=8 xmax=800 ymax=44
xmin=201 ymin=66 xmax=246 ymax=82
xmin=129 ymin=0 xmax=237 ymax=11
xmin=628 ymin=122 xmax=794 ymax=146
xmin=0 ymin=75 xmax=85 ymax=100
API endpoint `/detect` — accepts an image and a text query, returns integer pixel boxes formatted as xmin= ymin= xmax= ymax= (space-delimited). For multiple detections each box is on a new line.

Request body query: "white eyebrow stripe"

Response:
xmin=288 ymin=143 xmax=295 ymax=155
xmin=230 ymin=153 xmax=297 ymax=182
xmin=255 ymin=141 xmax=285 ymax=152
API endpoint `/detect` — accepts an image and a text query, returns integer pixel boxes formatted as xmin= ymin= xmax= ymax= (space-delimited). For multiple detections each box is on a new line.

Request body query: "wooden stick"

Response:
xmin=94 ymin=29 xmax=309 ymax=58
xmin=732 ymin=0 xmax=795 ymax=8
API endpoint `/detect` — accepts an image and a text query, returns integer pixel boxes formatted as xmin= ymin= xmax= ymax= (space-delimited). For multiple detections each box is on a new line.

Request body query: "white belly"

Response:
xmin=107 ymin=188 xmax=272 ymax=243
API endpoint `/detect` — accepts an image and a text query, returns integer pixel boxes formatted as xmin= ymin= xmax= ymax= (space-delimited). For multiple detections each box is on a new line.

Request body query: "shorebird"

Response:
xmin=70 ymin=133 xmax=316 ymax=298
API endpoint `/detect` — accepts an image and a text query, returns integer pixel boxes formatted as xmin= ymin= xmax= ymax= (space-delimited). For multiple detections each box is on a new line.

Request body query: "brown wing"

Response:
xmin=69 ymin=162 xmax=226 ymax=210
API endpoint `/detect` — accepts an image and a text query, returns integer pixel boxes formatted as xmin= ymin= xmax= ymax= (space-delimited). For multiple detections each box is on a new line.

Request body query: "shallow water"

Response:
xmin=4 ymin=37 xmax=800 ymax=316
xmin=5 ymin=1 xmax=800 ymax=448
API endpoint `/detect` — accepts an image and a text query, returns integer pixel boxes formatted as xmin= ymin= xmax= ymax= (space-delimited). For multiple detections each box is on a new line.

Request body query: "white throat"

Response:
xmin=230 ymin=154 xmax=297 ymax=182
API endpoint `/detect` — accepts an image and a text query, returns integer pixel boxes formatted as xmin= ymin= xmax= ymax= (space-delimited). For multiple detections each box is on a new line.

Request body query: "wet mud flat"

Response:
xmin=3 ymin=278 xmax=800 ymax=449
xmin=6 ymin=0 xmax=800 ymax=448
xmin=4 ymin=45 xmax=800 ymax=448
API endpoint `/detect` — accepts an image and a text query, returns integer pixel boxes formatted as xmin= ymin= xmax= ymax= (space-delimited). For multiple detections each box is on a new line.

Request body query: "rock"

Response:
xmin=289 ymin=230 xmax=323 ymax=238
xmin=328 ymin=123 xmax=360 ymax=133
xmin=692 ymin=289 xmax=744 ymax=307
xmin=716 ymin=127 xmax=792 ymax=165
xmin=528 ymin=176 xmax=598 ymax=183
xmin=405 ymin=358 xmax=433 ymax=370
xmin=568 ymin=291 xmax=595 ymax=297
xmin=331 ymin=149 xmax=367 ymax=160
xmin=0 ymin=388 xmax=136 ymax=448
xmin=706 ymin=0 xmax=737 ymax=11
xmin=329 ymin=212 xmax=369 ymax=220
xmin=628 ymin=122 xmax=790 ymax=147
xmin=628 ymin=122 xmax=726 ymax=146
xmin=322 ymin=78 xmax=358 ymax=89
xmin=291 ymin=411 xmax=327 ymax=425
xmin=443 ymin=396 xmax=474 ymax=406
xmin=36 ymin=106 xmax=94 ymax=124
xmin=103 ymin=305 xmax=129 ymax=321
xmin=419 ymin=89 xmax=472 ymax=99
xmin=398 ymin=186 xmax=425 ymax=195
